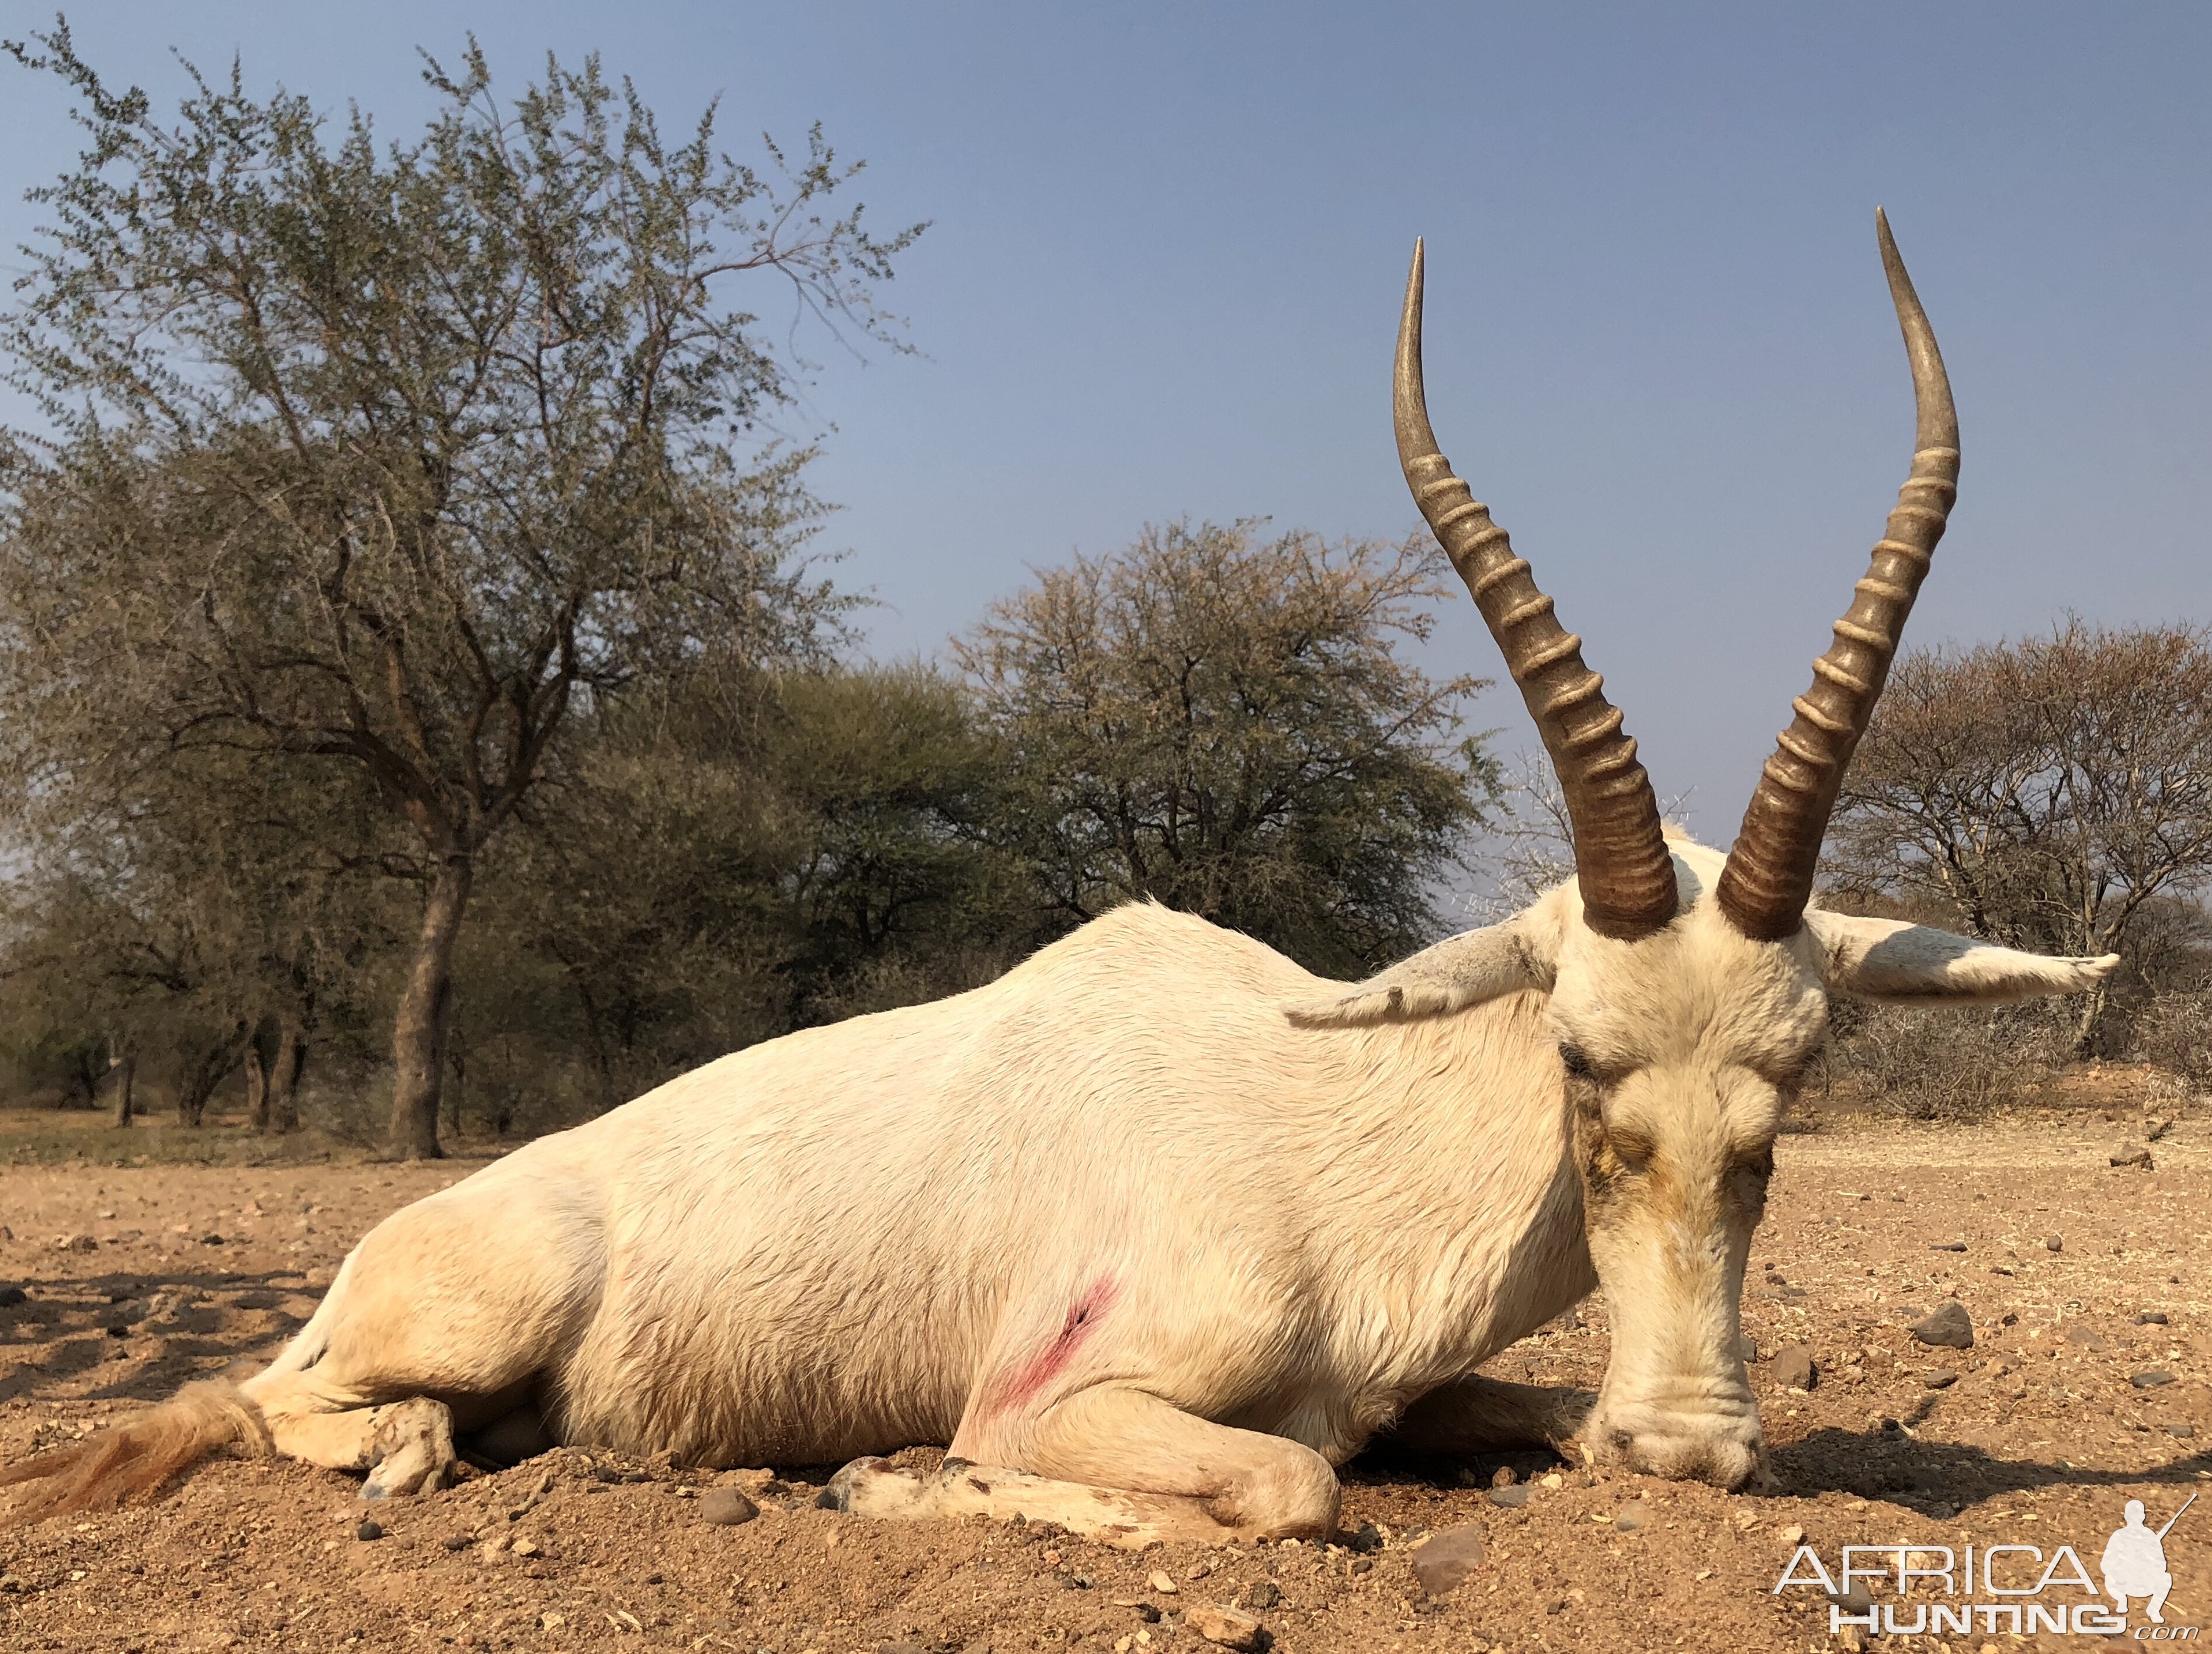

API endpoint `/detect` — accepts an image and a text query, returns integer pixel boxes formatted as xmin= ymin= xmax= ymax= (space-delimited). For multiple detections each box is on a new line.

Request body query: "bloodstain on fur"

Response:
xmin=991 ymin=1275 xmax=1120 ymax=1413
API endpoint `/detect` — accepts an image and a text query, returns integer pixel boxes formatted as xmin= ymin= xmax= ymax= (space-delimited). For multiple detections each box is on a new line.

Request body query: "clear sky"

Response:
xmin=2 ymin=4 xmax=2205 ymax=839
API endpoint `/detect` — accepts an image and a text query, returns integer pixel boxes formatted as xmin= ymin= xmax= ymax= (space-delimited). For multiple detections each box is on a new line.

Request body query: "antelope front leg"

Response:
xmin=828 ymin=1386 xmax=1341 ymax=1549
xmin=1386 ymin=1374 xmax=1596 ymax=1458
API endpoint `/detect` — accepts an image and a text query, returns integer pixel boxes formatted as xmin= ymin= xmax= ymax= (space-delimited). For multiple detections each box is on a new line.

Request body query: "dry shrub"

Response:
xmin=1819 ymin=999 xmax=2074 ymax=1122
xmin=2130 ymin=987 xmax=2212 ymax=1092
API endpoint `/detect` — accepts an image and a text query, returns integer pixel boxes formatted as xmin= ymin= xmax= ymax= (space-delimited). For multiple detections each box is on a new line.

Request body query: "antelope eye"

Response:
xmin=1559 ymin=1043 xmax=1594 ymax=1079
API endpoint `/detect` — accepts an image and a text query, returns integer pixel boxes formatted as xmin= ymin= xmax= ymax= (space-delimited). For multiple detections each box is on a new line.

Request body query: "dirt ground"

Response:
xmin=1 ymin=1107 xmax=2206 ymax=1653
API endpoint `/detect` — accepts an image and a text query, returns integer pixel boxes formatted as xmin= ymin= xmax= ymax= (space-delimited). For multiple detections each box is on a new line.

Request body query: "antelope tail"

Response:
xmin=0 ymin=1379 xmax=272 ymax=1526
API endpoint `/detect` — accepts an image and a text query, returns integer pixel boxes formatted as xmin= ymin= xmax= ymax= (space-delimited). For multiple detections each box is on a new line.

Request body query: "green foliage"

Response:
xmin=0 ymin=34 xmax=1503 ymax=1139
xmin=958 ymin=521 xmax=1498 ymax=978
xmin=0 ymin=23 xmax=917 ymax=1150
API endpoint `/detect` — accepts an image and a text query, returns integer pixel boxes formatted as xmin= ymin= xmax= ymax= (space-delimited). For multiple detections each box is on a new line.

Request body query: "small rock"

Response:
xmin=1490 ymin=1465 xmax=1517 ymax=1488
xmin=1246 ymin=1580 xmax=1282 ymax=1609
xmin=198 ymin=1233 xmax=225 ymax=1246
xmin=56 ymin=1233 xmax=98 ymax=1253
xmin=1770 ymin=1344 xmax=1817 ymax=1391
xmin=1185 ymin=1561 xmax=1213 ymax=1580
xmin=356 ymin=1518 xmax=384 ymax=1541
xmin=1185 ymin=1603 xmax=1265 ymax=1650
xmin=1347 ymin=1521 xmax=1384 ymax=1554
xmin=509 ymin=1537 xmax=542 ymax=1558
xmin=1929 ymin=1240 xmax=1967 ymax=1252
xmin=2167 ymin=1423 xmax=2196 ymax=1440
xmin=1777 ymin=1524 xmax=1805 ymax=1546
xmin=1486 ymin=1484 xmax=1531 ymax=1510
xmin=0 ymin=1287 xmax=26 ymax=1308
xmin=2137 ymin=1311 xmax=2170 ymax=1325
xmin=538 ymin=1613 xmax=565 ymax=1632
xmin=1410 ymin=1524 xmax=1488 ymax=1594
xmin=1539 ymin=1472 xmax=1563 ymax=1489
xmin=2044 ymin=1235 xmax=2063 ymax=1252
xmin=1829 ymin=1584 xmax=1874 ymax=1614
xmin=441 ymin=1535 xmax=470 ymax=1552
xmin=2130 ymin=1371 xmax=2176 ymax=1389
xmin=1348 ymin=1556 xmax=1374 ymax=1573
xmin=697 ymin=1488 xmax=758 ymax=1527
xmin=2064 ymin=1324 xmax=2107 ymax=1348
xmin=1923 ymin=1369 xmax=1958 ymax=1390
xmin=2145 ymin=1115 xmax=2174 ymax=1142
xmin=2110 ymin=1147 xmax=2154 ymax=1170
xmin=1148 ymin=1569 xmax=1179 ymax=1595
xmin=1613 ymin=1502 xmax=1649 ymax=1532
xmin=1909 ymin=1301 xmax=1975 ymax=1350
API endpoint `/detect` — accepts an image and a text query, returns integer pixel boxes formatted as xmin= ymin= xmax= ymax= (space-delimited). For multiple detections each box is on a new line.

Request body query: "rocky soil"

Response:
xmin=1 ymin=1112 xmax=2206 ymax=1652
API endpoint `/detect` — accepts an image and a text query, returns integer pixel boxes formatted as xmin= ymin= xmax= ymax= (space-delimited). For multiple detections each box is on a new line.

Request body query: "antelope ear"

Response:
xmin=1285 ymin=914 xmax=1559 ymax=1027
xmin=1805 ymin=911 xmax=2120 ymax=1004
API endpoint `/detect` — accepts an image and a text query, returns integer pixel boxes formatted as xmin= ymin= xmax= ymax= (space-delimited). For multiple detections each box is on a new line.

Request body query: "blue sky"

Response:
xmin=2 ymin=4 xmax=2205 ymax=839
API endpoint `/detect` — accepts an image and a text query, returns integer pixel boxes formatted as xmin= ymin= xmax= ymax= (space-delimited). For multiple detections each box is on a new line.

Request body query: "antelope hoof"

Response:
xmin=822 ymin=1455 xmax=934 ymax=1518
xmin=361 ymin=1397 xmax=457 ymax=1500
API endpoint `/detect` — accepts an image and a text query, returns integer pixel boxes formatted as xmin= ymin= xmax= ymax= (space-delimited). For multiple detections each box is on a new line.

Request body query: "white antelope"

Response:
xmin=2 ymin=214 xmax=2114 ymax=1545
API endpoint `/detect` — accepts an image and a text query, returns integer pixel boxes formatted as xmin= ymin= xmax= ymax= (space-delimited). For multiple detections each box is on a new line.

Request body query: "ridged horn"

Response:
xmin=1396 ymin=240 xmax=1677 ymax=941
xmin=1715 ymin=209 xmax=1960 ymax=941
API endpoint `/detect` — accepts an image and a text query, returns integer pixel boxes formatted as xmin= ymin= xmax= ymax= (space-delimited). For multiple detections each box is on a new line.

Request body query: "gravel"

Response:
xmin=1769 ymin=1344 xmax=1817 ymax=1391
xmin=1185 ymin=1603 xmax=1266 ymax=1650
xmin=1410 ymin=1525 xmax=1488 ymax=1595
xmin=696 ymin=1487 xmax=759 ymax=1527
xmin=1909 ymin=1301 xmax=1975 ymax=1349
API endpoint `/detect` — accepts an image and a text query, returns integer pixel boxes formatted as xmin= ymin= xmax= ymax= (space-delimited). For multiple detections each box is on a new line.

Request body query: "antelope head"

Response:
xmin=1297 ymin=214 xmax=2116 ymax=1489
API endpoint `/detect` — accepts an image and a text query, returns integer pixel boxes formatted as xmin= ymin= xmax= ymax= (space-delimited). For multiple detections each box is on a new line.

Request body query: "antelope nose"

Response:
xmin=1610 ymin=1423 xmax=1763 ymax=1490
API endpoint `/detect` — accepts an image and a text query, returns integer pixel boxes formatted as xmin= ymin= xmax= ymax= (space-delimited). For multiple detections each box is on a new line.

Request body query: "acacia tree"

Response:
xmin=1 ymin=743 xmax=393 ymax=1126
xmin=462 ymin=661 xmax=1021 ymax=1112
xmin=1828 ymin=619 xmax=2212 ymax=1053
xmin=0 ymin=26 xmax=917 ymax=1153
xmin=958 ymin=521 xmax=1497 ymax=977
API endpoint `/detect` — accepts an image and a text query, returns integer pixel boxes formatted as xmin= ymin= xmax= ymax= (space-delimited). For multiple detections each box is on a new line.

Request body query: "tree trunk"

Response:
xmin=176 ymin=1025 xmax=248 ymax=1128
xmin=245 ymin=1042 xmax=269 ymax=1133
xmin=2073 ymin=979 xmax=2113 ymax=1060
xmin=266 ymin=1017 xmax=307 ymax=1134
xmin=387 ymin=856 xmax=473 ymax=1159
xmin=109 ymin=1050 xmax=136 ymax=1129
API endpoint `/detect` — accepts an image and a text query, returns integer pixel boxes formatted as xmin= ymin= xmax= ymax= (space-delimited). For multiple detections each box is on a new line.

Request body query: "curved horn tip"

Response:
xmin=1875 ymin=206 xmax=1904 ymax=272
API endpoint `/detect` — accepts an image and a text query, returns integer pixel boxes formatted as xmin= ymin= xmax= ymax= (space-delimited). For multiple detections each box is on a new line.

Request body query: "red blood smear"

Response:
xmin=994 ymin=1274 xmax=1120 ymax=1412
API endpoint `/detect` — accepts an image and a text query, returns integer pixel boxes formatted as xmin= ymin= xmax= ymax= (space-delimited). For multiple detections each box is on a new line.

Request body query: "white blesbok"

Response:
xmin=1 ymin=213 xmax=2115 ymax=1545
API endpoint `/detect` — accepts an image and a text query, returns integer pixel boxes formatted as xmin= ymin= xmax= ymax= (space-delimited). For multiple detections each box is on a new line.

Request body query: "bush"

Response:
xmin=1818 ymin=998 xmax=2074 ymax=1122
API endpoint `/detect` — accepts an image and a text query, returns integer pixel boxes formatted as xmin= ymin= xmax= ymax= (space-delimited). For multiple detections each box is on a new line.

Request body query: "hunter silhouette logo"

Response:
xmin=2103 ymin=1495 xmax=2192 ymax=1626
